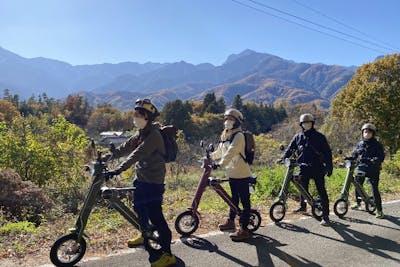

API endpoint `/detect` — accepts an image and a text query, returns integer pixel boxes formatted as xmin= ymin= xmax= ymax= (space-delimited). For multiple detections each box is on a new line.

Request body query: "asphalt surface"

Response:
xmin=54 ymin=200 xmax=400 ymax=267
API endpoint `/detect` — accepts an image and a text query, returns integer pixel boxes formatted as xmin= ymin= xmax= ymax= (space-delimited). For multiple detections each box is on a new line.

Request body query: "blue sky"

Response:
xmin=0 ymin=0 xmax=399 ymax=66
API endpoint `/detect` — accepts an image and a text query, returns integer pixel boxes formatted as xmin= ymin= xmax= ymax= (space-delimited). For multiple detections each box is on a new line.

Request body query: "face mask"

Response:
xmin=133 ymin=117 xmax=147 ymax=129
xmin=224 ymin=120 xmax=235 ymax=130
xmin=302 ymin=122 xmax=313 ymax=131
xmin=363 ymin=131 xmax=373 ymax=140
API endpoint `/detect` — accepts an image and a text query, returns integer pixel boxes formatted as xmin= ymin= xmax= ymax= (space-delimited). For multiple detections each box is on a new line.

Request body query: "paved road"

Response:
xmin=70 ymin=201 xmax=400 ymax=267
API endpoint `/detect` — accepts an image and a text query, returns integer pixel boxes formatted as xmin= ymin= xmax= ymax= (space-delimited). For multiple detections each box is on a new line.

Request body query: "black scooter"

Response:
xmin=333 ymin=155 xmax=377 ymax=218
xmin=50 ymin=142 xmax=160 ymax=267
xmin=269 ymin=151 xmax=323 ymax=223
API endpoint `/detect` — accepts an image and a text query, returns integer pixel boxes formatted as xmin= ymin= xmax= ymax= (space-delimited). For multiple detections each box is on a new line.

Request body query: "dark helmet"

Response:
xmin=224 ymin=108 xmax=243 ymax=123
xmin=134 ymin=98 xmax=159 ymax=120
xmin=299 ymin=113 xmax=315 ymax=126
xmin=361 ymin=123 xmax=376 ymax=134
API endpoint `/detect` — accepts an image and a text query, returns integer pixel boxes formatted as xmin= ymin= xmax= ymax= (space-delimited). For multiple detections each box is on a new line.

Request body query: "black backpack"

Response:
xmin=230 ymin=130 xmax=255 ymax=165
xmin=159 ymin=125 xmax=178 ymax=163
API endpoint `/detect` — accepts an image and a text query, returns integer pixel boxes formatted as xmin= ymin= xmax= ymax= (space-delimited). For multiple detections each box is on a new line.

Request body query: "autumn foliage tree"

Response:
xmin=0 ymin=99 xmax=21 ymax=122
xmin=86 ymin=104 xmax=125 ymax=135
xmin=62 ymin=95 xmax=92 ymax=128
xmin=330 ymin=54 xmax=400 ymax=155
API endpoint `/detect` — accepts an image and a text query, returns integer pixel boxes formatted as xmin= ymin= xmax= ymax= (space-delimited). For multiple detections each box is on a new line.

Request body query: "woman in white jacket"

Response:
xmin=211 ymin=108 xmax=252 ymax=241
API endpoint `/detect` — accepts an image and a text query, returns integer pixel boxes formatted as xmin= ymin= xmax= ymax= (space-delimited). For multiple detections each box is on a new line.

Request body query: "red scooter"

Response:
xmin=174 ymin=143 xmax=261 ymax=236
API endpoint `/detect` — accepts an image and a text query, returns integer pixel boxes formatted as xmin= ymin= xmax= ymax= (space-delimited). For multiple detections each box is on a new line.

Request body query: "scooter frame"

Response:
xmin=174 ymin=145 xmax=261 ymax=236
xmin=333 ymin=156 xmax=376 ymax=218
xmin=50 ymin=149 xmax=159 ymax=267
xmin=269 ymin=157 xmax=323 ymax=223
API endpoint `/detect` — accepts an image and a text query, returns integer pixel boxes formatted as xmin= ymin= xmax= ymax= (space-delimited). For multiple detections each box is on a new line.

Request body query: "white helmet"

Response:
xmin=361 ymin=123 xmax=376 ymax=133
xmin=224 ymin=108 xmax=243 ymax=123
xmin=299 ymin=113 xmax=314 ymax=125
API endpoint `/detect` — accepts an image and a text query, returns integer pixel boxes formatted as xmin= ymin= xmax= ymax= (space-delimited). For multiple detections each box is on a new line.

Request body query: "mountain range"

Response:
xmin=0 ymin=46 xmax=355 ymax=110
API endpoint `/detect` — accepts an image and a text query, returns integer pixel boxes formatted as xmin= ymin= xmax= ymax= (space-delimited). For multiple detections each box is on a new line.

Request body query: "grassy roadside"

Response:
xmin=1 ymin=165 xmax=400 ymax=267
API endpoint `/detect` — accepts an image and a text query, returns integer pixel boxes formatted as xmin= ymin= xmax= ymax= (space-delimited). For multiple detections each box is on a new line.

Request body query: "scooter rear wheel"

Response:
xmin=311 ymin=200 xmax=323 ymax=221
xmin=334 ymin=198 xmax=349 ymax=218
xmin=175 ymin=210 xmax=200 ymax=236
xmin=248 ymin=209 xmax=262 ymax=232
xmin=365 ymin=196 xmax=376 ymax=214
xmin=269 ymin=201 xmax=286 ymax=223
xmin=50 ymin=233 xmax=86 ymax=267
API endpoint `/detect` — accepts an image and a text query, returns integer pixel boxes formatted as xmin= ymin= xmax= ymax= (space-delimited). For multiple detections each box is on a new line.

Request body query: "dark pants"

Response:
xmin=299 ymin=170 xmax=330 ymax=219
xmin=355 ymin=171 xmax=382 ymax=212
xmin=133 ymin=180 xmax=172 ymax=262
xmin=228 ymin=178 xmax=251 ymax=228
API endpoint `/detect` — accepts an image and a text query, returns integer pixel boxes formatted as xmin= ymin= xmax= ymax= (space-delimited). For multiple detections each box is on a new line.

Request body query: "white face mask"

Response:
xmin=302 ymin=122 xmax=313 ymax=131
xmin=224 ymin=120 xmax=235 ymax=130
xmin=133 ymin=117 xmax=148 ymax=129
xmin=363 ymin=131 xmax=373 ymax=140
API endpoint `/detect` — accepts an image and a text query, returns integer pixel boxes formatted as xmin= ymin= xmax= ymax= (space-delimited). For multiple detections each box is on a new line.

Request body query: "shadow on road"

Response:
xmin=337 ymin=214 xmax=400 ymax=231
xmin=274 ymin=222 xmax=311 ymax=233
xmin=244 ymin=233 xmax=322 ymax=267
xmin=180 ymin=236 xmax=254 ymax=267
xmin=174 ymin=257 xmax=186 ymax=267
xmin=276 ymin=220 xmax=400 ymax=264
xmin=330 ymin=220 xmax=400 ymax=263
xmin=179 ymin=234 xmax=321 ymax=267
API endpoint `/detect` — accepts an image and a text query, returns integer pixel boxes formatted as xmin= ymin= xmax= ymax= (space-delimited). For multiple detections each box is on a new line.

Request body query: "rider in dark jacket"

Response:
xmin=281 ymin=113 xmax=333 ymax=226
xmin=105 ymin=99 xmax=176 ymax=267
xmin=351 ymin=123 xmax=385 ymax=218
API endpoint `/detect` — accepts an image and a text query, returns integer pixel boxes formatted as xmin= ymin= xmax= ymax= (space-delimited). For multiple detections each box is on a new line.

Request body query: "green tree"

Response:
xmin=201 ymin=93 xmax=225 ymax=114
xmin=161 ymin=100 xmax=193 ymax=135
xmin=231 ymin=94 xmax=243 ymax=110
xmin=330 ymin=54 xmax=400 ymax=155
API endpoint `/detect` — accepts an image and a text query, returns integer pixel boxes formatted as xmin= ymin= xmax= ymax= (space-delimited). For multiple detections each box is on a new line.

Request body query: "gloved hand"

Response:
xmin=105 ymin=170 xmax=119 ymax=181
xmin=211 ymin=163 xmax=220 ymax=170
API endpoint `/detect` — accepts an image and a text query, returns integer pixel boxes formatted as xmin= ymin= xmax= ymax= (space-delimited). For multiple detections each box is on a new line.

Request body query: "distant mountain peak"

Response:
xmin=224 ymin=49 xmax=259 ymax=65
xmin=0 ymin=46 xmax=23 ymax=60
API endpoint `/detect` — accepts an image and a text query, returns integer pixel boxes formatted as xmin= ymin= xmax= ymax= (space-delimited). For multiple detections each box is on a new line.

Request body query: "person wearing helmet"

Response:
xmin=351 ymin=123 xmax=385 ymax=218
xmin=280 ymin=113 xmax=333 ymax=226
xmin=104 ymin=99 xmax=176 ymax=267
xmin=211 ymin=108 xmax=253 ymax=241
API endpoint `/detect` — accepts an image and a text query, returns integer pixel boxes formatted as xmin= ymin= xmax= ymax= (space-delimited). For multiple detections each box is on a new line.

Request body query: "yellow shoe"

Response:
xmin=151 ymin=252 xmax=176 ymax=267
xmin=127 ymin=235 xmax=144 ymax=248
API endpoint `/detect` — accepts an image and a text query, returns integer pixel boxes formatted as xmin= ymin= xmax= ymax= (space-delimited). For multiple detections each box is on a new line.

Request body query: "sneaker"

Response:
xmin=293 ymin=206 xmax=306 ymax=213
xmin=376 ymin=210 xmax=384 ymax=219
xmin=320 ymin=218 xmax=330 ymax=227
xmin=151 ymin=252 xmax=176 ymax=267
xmin=127 ymin=235 xmax=144 ymax=248
xmin=351 ymin=203 xmax=361 ymax=210
xmin=218 ymin=219 xmax=235 ymax=231
xmin=230 ymin=227 xmax=251 ymax=241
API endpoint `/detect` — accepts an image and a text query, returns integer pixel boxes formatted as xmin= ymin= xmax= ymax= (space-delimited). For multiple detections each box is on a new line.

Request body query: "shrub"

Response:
xmin=0 ymin=169 xmax=53 ymax=225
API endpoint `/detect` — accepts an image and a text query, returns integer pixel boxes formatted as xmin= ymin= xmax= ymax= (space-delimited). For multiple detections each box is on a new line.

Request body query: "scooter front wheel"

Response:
xmin=50 ymin=233 xmax=86 ymax=267
xmin=175 ymin=210 xmax=199 ymax=236
xmin=269 ymin=201 xmax=286 ymax=222
xmin=248 ymin=209 xmax=262 ymax=232
xmin=311 ymin=200 xmax=323 ymax=221
xmin=365 ymin=197 xmax=376 ymax=214
xmin=334 ymin=198 xmax=349 ymax=218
